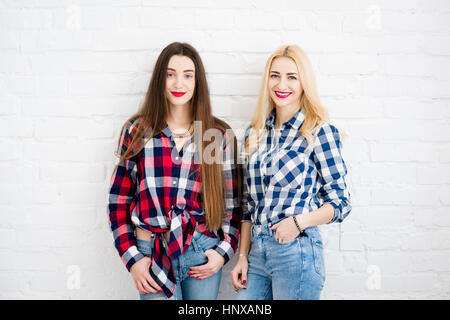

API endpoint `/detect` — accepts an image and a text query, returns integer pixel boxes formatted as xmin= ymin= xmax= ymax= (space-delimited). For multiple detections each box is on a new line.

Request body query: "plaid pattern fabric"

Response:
xmin=108 ymin=118 xmax=241 ymax=298
xmin=241 ymin=108 xmax=351 ymax=225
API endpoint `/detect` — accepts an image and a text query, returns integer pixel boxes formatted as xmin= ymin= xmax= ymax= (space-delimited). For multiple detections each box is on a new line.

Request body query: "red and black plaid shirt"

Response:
xmin=107 ymin=118 xmax=241 ymax=298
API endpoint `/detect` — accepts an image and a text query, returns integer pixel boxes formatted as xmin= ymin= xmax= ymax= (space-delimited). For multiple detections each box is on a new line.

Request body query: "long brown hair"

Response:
xmin=112 ymin=42 xmax=235 ymax=231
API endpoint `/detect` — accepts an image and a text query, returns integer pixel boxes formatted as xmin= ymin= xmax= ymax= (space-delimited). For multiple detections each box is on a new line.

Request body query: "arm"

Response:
xmin=108 ymin=122 xmax=162 ymax=294
xmin=230 ymin=127 xmax=253 ymax=290
xmin=312 ymin=123 xmax=352 ymax=224
xmin=209 ymin=128 xmax=242 ymax=263
xmin=108 ymin=123 xmax=144 ymax=272
xmin=295 ymin=203 xmax=334 ymax=229
xmin=271 ymin=123 xmax=352 ymax=241
xmin=230 ymin=221 xmax=252 ymax=291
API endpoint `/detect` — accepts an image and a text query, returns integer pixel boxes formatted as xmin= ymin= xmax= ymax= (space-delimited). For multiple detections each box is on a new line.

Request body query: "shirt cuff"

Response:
xmin=325 ymin=200 xmax=342 ymax=224
xmin=212 ymin=240 xmax=234 ymax=264
xmin=121 ymin=245 xmax=145 ymax=272
xmin=241 ymin=208 xmax=252 ymax=223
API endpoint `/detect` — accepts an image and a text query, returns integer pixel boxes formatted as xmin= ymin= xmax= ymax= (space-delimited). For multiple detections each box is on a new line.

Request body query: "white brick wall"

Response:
xmin=0 ymin=0 xmax=449 ymax=300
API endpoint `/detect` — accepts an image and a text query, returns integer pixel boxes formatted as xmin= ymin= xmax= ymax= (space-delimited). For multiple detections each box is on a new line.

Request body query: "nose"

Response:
xmin=175 ymin=75 xmax=183 ymax=88
xmin=277 ymin=77 xmax=288 ymax=91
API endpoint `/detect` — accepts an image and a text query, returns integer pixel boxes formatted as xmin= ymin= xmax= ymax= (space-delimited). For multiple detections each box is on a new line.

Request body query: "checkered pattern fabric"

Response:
xmin=241 ymin=108 xmax=351 ymax=225
xmin=108 ymin=118 xmax=241 ymax=298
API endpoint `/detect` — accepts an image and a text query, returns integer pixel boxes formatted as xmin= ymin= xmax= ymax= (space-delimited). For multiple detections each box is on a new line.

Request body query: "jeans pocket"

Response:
xmin=278 ymin=234 xmax=300 ymax=246
xmin=136 ymin=238 xmax=153 ymax=257
xmin=194 ymin=233 xmax=219 ymax=255
xmin=311 ymin=238 xmax=326 ymax=281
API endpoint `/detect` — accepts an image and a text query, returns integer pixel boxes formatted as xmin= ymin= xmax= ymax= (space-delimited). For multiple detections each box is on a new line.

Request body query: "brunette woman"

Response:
xmin=108 ymin=42 xmax=241 ymax=300
xmin=230 ymin=44 xmax=351 ymax=300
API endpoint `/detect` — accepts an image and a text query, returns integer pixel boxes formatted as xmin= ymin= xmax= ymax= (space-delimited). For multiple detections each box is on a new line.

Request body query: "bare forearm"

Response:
xmin=238 ymin=222 xmax=252 ymax=255
xmin=297 ymin=203 xmax=334 ymax=230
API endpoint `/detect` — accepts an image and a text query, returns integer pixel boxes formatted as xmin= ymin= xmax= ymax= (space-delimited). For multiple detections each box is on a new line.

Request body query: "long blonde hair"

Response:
xmin=244 ymin=44 xmax=330 ymax=158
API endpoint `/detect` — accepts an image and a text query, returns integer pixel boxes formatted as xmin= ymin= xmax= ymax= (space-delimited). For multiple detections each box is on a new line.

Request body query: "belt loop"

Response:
xmin=190 ymin=234 xmax=200 ymax=253
xmin=252 ymin=224 xmax=257 ymax=238
xmin=267 ymin=222 xmax=273 ymax=236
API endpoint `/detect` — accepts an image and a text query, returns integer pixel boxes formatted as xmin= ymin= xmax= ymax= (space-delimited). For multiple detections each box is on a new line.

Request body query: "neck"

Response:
xmin=274 ymin=104 xmax=300 ymax=129
xmin=167 ymin=103 xmax=192 ymax=128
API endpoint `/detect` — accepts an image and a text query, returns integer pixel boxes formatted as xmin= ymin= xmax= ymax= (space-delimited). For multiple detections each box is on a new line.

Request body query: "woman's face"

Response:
xmin=165 ymin=55 xmax=196 ymax=107
xmin=268 ymin=56 xmax=303 ymax=109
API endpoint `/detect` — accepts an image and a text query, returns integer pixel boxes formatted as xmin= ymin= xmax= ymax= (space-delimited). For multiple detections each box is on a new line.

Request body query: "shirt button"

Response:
xmin=175 ymin=156 xmax=179 ymax=160
xmin=173 ymin=180 xmax=177 ymax=185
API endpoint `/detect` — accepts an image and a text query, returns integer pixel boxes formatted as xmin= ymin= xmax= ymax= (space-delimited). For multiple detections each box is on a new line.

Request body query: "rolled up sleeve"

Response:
xmin=107 ymin=123 xmax=144 ymax=271
xmin=211 ymin=128 xmax=242 ymax=264
xmin=312 ymin=123 xmax=352 ymax=224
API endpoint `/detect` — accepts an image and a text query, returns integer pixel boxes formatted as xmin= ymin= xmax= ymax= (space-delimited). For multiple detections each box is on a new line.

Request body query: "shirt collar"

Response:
xmin=265 ymin=107 xmax=305 ymax=130
xmin=162 ymin=124 xmax=173 ymax=139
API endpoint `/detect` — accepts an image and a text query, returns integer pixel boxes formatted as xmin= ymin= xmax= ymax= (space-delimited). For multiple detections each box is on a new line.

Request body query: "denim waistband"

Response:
xmin=252 ymin=222 xmax=319 ymax=238
xmin=251 ymin=224 xmax=275 ymax=237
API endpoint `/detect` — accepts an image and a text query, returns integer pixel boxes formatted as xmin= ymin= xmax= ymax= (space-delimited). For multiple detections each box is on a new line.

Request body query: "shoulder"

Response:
xmin=313 ymin=121 xmax=343 ymax=152
xmin=243 ymin=124 xmax=253 ymax=142
xmin=121 ymin=115 xmax=141 ymax=137
xmin=117 ymin=115 xmax=151 ymax=155
xmin=122 ymin=115 xmax=154 ymax=139
xmin=315 ymin=121 xmax=341 ymax=141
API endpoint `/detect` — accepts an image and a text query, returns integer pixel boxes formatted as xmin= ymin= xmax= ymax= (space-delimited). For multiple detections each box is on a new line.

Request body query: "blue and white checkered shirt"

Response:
xmin=241 ymin=108 xmax=351 ymax=225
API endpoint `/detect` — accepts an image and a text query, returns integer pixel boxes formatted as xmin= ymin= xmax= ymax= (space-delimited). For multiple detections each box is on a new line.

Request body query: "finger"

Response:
xmin=231 ymin=279 xmax=241 ymax=291
xmin=143 ymin=280 xmax=159 ymax=294
xmin=196 ymin=273 xmax=212 ymax=280
xmin=230 ymin=271 xmax=240 ymax=287
xmin=274 ymin=231 xmax=280 ymax=242
xmin=241 ymin=270 xmax=248 ymax=285
xmin=136 ymin=281 xmax=148 ymax=295
xmin=230 ymin=270 xmax=246 ymax=289
xmin=232 ymin=282 xmax=245 ymax=291
xmin=188 ymin=270 xmax=202 ymax=278
xmin=189 ymin=264 xmax=210 ymax=273
xmin=269 ymin=223 xmax=279 ymax=229
xmin=194 ymin=265 xmax=221 ymax=279
xmin=230 ymin=270 xmax=239 ymax=283
xmin=190 ymin=268 xmax=212 ymax=278
xmin=144 ymin=273 xmax=162 ymax=292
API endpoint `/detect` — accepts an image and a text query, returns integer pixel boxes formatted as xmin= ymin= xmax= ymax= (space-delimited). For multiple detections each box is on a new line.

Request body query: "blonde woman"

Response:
xmin=230 ymin=45 xmax=351 ymax=300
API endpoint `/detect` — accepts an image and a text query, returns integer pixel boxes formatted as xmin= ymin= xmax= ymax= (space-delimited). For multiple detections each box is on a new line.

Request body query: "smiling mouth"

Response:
xmin=171 ymin=91 xmax=186 ymax=97
xmin=274 ymin=91 xmax=292 ymax=98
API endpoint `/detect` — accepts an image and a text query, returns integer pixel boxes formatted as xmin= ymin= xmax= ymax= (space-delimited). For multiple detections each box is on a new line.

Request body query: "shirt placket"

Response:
xmin=262 ymin=127 xmax=282 ymax=193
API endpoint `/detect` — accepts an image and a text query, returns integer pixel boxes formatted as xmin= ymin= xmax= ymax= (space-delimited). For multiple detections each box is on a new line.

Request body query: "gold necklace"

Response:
xmin=171 ymin=123 xmax=194 ymax=139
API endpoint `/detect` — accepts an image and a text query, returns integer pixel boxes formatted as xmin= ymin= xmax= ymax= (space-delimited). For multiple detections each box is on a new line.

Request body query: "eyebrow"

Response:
xmin=167 ymin=68 xmax=195 ymax=73
xmin=270 ymin=71 xmax=298 ymax=75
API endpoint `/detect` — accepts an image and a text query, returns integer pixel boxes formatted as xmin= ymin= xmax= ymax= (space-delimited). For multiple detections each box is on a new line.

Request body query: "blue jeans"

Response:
xmin=136 ymin=232 xmax=222 ymax=300
xmin=236 ymin=224 xmax=326 ymax=300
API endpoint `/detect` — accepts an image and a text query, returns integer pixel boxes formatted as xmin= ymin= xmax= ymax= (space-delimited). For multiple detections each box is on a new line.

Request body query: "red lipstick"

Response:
xmin=274 ymin=91 xmax=292 ymax=99
xmin=171 ymin=91 xmax=186 ymax=97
